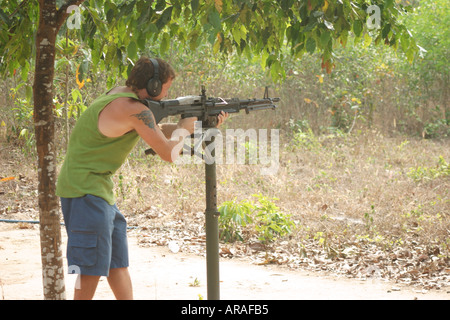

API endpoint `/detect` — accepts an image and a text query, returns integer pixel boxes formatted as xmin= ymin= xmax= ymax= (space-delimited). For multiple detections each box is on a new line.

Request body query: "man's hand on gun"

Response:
xmin=177 ymin=111 xmax=229 ymax=135
xmin=215 ymin=111 xmax=229 ymax=127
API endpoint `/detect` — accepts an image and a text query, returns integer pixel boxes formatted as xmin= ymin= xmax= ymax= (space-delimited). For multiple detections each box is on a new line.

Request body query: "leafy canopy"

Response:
xmin=1 ymin=0 xmax=419 ymax=82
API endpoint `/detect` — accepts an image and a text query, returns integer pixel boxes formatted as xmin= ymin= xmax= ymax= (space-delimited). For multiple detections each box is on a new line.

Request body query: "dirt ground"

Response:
xmin=0 ymin=222 xmax=448 ymax=300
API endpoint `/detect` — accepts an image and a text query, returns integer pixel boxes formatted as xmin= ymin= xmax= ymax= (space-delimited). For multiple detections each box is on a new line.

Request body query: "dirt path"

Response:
xmin=0 ymin=223 xmax=448 ymax=300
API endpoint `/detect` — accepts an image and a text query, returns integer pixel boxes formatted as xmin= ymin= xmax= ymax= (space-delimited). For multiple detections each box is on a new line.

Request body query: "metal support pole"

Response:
xmin=204 ymin=135 xmax=220 ymax=300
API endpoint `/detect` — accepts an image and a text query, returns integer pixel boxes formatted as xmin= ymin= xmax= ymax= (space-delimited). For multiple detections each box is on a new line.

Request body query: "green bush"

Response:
xmin=218 ymin=198 xmax=254 ymax=242
xmin=252 ymin=194 xmax=296 ymax=244
xmin=218 ymin=194 xmax=296 ymax=244
xmin=407 ymin=156 xmax=449 ymax=182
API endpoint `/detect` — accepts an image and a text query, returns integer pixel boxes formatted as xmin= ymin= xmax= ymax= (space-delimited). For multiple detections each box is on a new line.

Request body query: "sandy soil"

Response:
xmin=0 ymin=223 xmax=448 ymax=300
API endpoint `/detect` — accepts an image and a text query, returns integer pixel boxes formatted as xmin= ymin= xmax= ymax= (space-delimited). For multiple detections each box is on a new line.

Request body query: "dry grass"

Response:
xmin=1 ymin=117 xmax=448 ymax=290
xmin=109 ymin=127 xmax=449 ymax=289
xmin=117 ymin=129 xmax=449 ymax=245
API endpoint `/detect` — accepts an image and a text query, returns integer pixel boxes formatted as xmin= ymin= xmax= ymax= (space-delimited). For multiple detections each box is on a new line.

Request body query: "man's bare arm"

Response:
xmin=130 ymin=110 xmax=156 ymax=130
xmin=129 ymin=106 xmax=194 ymax=163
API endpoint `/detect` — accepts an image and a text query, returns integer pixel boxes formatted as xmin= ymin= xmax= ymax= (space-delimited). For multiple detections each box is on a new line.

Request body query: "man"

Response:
xmin=56 ymin=57 xmax=227 ymax=299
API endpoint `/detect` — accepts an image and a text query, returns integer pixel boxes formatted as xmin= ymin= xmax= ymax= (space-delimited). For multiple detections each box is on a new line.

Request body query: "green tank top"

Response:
xmin=56 ymin=92 xmax=140 ymax=205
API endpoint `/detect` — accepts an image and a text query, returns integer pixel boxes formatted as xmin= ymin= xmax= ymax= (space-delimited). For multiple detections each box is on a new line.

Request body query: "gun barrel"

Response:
xmin=204 ymin=97 xmax=278 ymax=116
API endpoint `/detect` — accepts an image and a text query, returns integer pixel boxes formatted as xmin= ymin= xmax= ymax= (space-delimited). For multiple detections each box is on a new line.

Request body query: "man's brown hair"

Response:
xmin=126 ymin=57 xmax=175 ymax=93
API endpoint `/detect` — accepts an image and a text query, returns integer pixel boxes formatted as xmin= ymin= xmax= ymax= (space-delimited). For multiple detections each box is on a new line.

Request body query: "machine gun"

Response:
xmin=141 ymin=86 xmax=279 ymax=128
xmin=140 ymin=86 xmax=280 ymax=156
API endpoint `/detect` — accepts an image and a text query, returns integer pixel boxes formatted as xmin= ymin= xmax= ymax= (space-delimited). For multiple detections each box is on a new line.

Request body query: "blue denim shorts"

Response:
xmin=60 ymin=194 xmax=129 ymax=277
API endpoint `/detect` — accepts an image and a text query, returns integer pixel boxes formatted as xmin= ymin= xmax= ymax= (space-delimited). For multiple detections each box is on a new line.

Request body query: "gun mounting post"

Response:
xmin=199 ymin=84 xmax=221 ymax=300
xmin=264 ymin=86 xmax=269 ymax=99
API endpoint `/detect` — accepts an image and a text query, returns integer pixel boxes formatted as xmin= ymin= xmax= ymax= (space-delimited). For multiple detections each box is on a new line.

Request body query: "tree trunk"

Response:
xmin=33 ymin=0 xmax=86 ymax=300
xmin=33 ymin=0 xmax=65 ymax=300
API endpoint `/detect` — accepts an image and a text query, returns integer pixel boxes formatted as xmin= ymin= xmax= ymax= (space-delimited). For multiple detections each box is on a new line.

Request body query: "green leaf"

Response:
xmin=384 ymin=0 xmax=394 ymax=9
xmin=213 ymin=34 xmax=221 ymax=54
xmin=155 ymin=0 xmax=166 ymax=11
xmin=160 ymin=32 xmax=170 ymax=54
xmin=232 ymin=26 xmax=242 ymax=43
xmin=71 ymin=89 xmax=82 ymax=103
xmin=20 ymin=128 xmax=28 ymax=138
xmin=361 ymin=33 xmax=371 ymax=48
xmin=260 ymin=50 xmax=270 ymax=69
xmin=20 ymin=60 xmax=29 ymax=82
xmin=400 ymin=31 xmax=410 ymax=52
xmin=79 ymin=60 xmax=89 ymax=80
xmin=281 ymin=0 xmax=293 ymax=11
xmin=406 ymin=46 xmax=415 ymax=63
xmin=191 ymin=0 xmax=199 ymax=15
xmin=208 ymin=10 xmax=221 ymax=30
xmin=119 ymin=1 xmax=136 ymax=18
xmin=106 ymin=8 xmax=115 ymax=24
xmin=127 ymin=41 xmax=138 ymax=60
xmin=270 ymin=60 xmax=285 ymax=82
xmin=306 ymin=37 xmax=316 ymax=54
xmin=320 ymin=30 xmax=331 ymax=47
xmin=156 ymin=6 xmax=173 ymax=30
xmin=25 ymin=85 xmax=33 ymax=103
xmin=382 ymin=23 xmax=391 ymax=39
xmin=91 ymin=49 xmax=100 ymax=68
xmin=353 ymin=20 xmax=363 ymax=37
